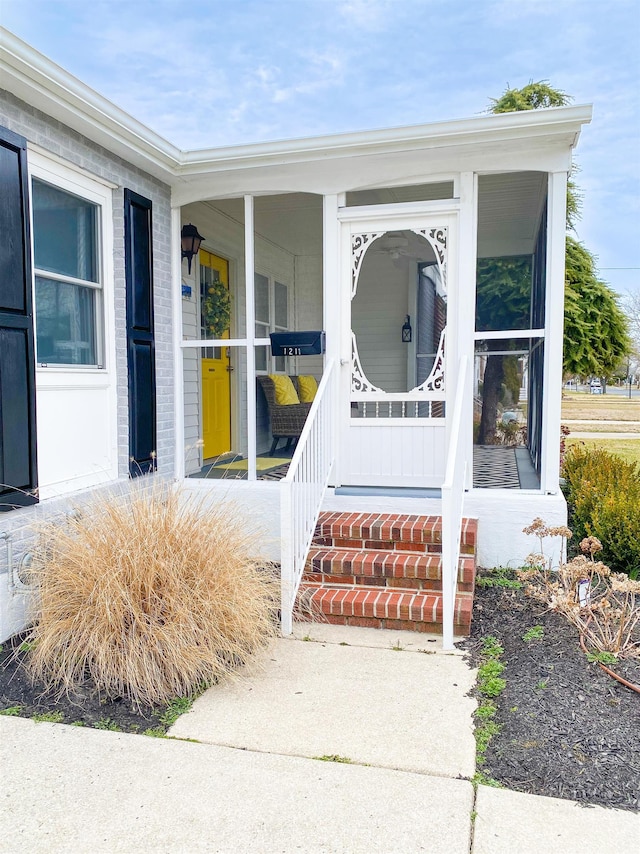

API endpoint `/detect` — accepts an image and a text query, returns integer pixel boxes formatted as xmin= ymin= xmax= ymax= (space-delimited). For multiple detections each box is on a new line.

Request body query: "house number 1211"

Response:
xmin=283 ymin=346 xmax=302 ymax=355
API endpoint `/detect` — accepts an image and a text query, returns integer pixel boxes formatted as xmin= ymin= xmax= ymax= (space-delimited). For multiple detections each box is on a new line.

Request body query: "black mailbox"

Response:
xmin=270 ymin=331 xmax=325 ymax=357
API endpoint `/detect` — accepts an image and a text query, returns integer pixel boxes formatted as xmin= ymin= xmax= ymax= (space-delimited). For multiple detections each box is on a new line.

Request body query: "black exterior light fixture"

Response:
xmin=181 ymin=223 xmax=204 ymax=274
xmin=402 ymin=315 xmax=412 ymax=343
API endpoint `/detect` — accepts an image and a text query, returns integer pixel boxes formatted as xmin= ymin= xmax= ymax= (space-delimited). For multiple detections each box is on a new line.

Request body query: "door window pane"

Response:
xmin=274 ymin=281 xmax=288 ymax=327
xmin=255 ymin=322 xmax=269 ymax=371
xmin=255 ymin=273 xmax=269 ymax=323
xmin=35 ymin=276 xmax=97 ymax=365
xmin=254 ymin=276 xmax=289 ymax=373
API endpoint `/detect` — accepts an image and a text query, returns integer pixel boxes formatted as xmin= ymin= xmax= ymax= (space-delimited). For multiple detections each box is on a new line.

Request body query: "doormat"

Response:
xmin=214 ymin=457 xmax=290 ymax=472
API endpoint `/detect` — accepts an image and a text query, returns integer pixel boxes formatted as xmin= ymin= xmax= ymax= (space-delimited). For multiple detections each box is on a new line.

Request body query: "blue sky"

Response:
xmin=3 ymin=0 xmax=639 ymax=298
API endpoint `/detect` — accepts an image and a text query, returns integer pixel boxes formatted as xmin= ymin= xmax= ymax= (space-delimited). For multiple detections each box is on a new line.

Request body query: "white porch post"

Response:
xmin=457 ymin=172 xmax=478 ymax=491
xmin=244 ymin=195 xmax=257 ymax=481
xmin=323 ymin=193 xmax=341 ymax=486
xmin=542 ymin=171 xmax=568 ymax=494
xmin=171 ymin=205 xmax=185 ymax=480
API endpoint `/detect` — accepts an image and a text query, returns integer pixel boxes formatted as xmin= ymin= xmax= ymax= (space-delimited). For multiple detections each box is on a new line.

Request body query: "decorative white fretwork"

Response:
xmin=351 ymin=328 xmax=447 ymax=396
xmin=351 ymin=232 xmax=382 ymax=298
xmin=417 ymin=227 xmax=447 ymax=290
xmin=415 ymin=328 xmax=446 ymax=393
xmin=351 ymin=332 xmax=383 ymax=393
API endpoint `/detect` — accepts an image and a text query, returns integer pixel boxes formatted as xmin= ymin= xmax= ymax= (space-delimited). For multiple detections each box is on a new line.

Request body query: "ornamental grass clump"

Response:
xmin=520 ymin=518 xmax=640 ymax=660
xmin=24 ymin=483 xmax=278 ymax=707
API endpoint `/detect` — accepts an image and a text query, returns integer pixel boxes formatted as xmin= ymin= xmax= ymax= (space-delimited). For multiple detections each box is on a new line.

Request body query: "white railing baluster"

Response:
xmin=280 ymin=359 xmax=337 ymax=634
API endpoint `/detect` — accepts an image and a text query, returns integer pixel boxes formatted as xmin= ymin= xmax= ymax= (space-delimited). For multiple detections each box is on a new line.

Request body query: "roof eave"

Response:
xmin=178 ymin=105 xmax=593 ymax=175
xmin=1 ymin=28 xmax=181 ymax=183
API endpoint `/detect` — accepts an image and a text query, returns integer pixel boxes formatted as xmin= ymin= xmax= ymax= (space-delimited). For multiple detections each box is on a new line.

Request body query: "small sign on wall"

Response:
xmin=181 ymin=283 xmax=192 ymax=299
xmin=270 ymin=331 xmax=325 ymax=357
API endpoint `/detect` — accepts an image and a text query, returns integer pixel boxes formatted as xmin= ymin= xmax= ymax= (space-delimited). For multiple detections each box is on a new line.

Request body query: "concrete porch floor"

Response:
xmin=1 ymin=624 xmax=638 ymax=853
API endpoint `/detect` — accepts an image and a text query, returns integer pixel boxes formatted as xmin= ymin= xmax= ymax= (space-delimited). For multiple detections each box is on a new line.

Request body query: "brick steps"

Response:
xmin=299 ymin=511 xmax=477 ymax=636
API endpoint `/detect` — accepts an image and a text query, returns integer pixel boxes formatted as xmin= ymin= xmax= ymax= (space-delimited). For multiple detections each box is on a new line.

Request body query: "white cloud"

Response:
xmin=337 ymin=0 xmax=395 ymax=30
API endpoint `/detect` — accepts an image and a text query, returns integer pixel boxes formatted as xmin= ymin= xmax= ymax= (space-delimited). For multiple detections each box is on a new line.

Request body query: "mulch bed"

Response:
xmin=0 ymin=634 xmax=167 ymax=734
xmin=463 ymin=572 xmax=640 ymax=812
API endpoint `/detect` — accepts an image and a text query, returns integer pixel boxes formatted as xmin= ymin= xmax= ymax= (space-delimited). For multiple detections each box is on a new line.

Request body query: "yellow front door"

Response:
xmin=200 ymin=250 xmax=231 ymax=459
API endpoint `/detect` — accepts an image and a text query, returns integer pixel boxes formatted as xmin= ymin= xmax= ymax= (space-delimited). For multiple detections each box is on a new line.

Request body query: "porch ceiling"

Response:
xmin=477 ymin=172 xmax=548 ymax=258
xmin=211 ymin=194 xmax=323 ymax=257
xmin=190 ymin=171 xmax=547 ymax=261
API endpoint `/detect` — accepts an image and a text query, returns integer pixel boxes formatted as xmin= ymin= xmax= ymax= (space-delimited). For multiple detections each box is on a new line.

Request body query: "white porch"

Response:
xmin=170 ymin=108 xmax=591 ymax=642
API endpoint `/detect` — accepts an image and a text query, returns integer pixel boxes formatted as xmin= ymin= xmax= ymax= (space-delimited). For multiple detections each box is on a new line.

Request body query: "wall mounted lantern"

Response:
xmin=402 ymin=315 xmax=412 ymax=343
xmin=181 ymin=223 xmax=204 ymax=274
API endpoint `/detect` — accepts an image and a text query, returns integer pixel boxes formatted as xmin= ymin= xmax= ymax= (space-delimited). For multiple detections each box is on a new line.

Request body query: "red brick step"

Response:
xmin=315 ymin=511 xmax=477 ymax=555
xmin=305 ymin=547 xmax=475 ymax=593
xmin=300 ymin=583 xmax=473 ymax=635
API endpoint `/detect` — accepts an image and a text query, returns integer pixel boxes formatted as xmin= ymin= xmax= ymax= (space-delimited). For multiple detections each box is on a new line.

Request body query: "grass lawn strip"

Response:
xmin=564 ymin=437 xmax=640 ymax=466
xmin=561 ymin=393 xmax=640 ymax=422
xmin=562 ymin=422 xmax=640 ymax=434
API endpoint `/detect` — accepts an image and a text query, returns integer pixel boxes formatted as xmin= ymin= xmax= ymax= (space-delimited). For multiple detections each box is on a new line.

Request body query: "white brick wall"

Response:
xmin=0 ymin=89 xmax=174 ymax=481
xmin=0 ymin=89 xmax=174 ymax=641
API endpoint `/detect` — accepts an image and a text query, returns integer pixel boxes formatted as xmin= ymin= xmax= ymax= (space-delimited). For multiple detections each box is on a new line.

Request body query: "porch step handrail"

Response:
xmin=441 ymin=354 xmax=469 ymax=650
xmin=280 ymin=358 xmax=337 ymax=634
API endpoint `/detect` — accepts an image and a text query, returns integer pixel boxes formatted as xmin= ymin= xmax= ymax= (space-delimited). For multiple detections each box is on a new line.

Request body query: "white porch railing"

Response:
xmin=280 ymin=359 xmax=337 ymax=634
xmin=441 ymin=355 xmax=469 ymax=650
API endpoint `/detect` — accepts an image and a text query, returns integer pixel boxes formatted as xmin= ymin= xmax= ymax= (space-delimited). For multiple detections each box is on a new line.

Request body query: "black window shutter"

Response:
xmin=124 ymin=189 xmax=156 ymax=477
xmin=0 ymin=125 xmax=38 ymax=510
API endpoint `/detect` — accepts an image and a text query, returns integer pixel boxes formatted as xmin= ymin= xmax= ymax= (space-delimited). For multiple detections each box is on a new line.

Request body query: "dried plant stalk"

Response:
xmin=520 ymin=519 xmax=640 ymax=659
xmin=25 ymin=482 xmax=279 ymax=707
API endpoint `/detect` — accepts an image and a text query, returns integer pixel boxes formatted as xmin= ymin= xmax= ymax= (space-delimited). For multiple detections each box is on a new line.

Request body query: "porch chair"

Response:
xmin=257 ymin=375 xmax=312 ymax=456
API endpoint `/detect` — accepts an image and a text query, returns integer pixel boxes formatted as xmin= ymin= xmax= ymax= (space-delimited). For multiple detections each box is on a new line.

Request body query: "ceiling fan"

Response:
xmin=371 ymin=232 xmax=412 ymax=260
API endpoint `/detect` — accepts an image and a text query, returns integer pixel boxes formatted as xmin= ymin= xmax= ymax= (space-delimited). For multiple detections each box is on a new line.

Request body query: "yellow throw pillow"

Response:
xmin=297 ymin=375 xmax=318 ymax=403
xmin=269 ymin=374 xmax=300 ymax=405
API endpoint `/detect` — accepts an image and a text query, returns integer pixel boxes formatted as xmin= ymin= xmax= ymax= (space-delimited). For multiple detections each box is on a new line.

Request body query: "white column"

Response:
xmin=323 ymin=194 xmax=341 ymax=486
xmin=457 ymin=172 xmax=478 ymax=491
xmin=542 ymin=171 xmax=568 ymax=493
xmin=171 ymin=205 xmax=185 ymax=481
xmin=244 ymin=195 xmax=257 ymax=481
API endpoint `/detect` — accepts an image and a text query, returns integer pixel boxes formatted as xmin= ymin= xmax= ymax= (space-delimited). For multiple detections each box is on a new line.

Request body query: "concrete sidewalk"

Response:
xmin=1 ymin=625 xmax=638 ymax=853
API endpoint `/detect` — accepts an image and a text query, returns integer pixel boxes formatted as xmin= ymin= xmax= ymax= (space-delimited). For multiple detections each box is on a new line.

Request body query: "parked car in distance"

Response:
xmin=590 ymin=379 xmax=603 ymax=394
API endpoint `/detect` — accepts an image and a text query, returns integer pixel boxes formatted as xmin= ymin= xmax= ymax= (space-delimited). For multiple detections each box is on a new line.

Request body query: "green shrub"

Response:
xmin=562 ymin=445 xmax=640 ymax=577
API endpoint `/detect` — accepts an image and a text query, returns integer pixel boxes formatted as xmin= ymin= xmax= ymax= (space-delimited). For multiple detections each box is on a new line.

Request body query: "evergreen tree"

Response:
xmin=487 ymin=81 xmax=629 ymax=380
xmin=563 ymin=237 xmax=629 ymax=378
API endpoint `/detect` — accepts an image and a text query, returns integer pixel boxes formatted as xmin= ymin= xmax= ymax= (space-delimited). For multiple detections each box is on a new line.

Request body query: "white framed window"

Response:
xmin=28 ymin=151 xmax=115 ymax=372
xmin=32 ymin=178 xmax=103 ymax=366
xmin=255 ymin=272 xmax=290 ymax=373
xmin=27 ymin=150 xmax=118 ymax=499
